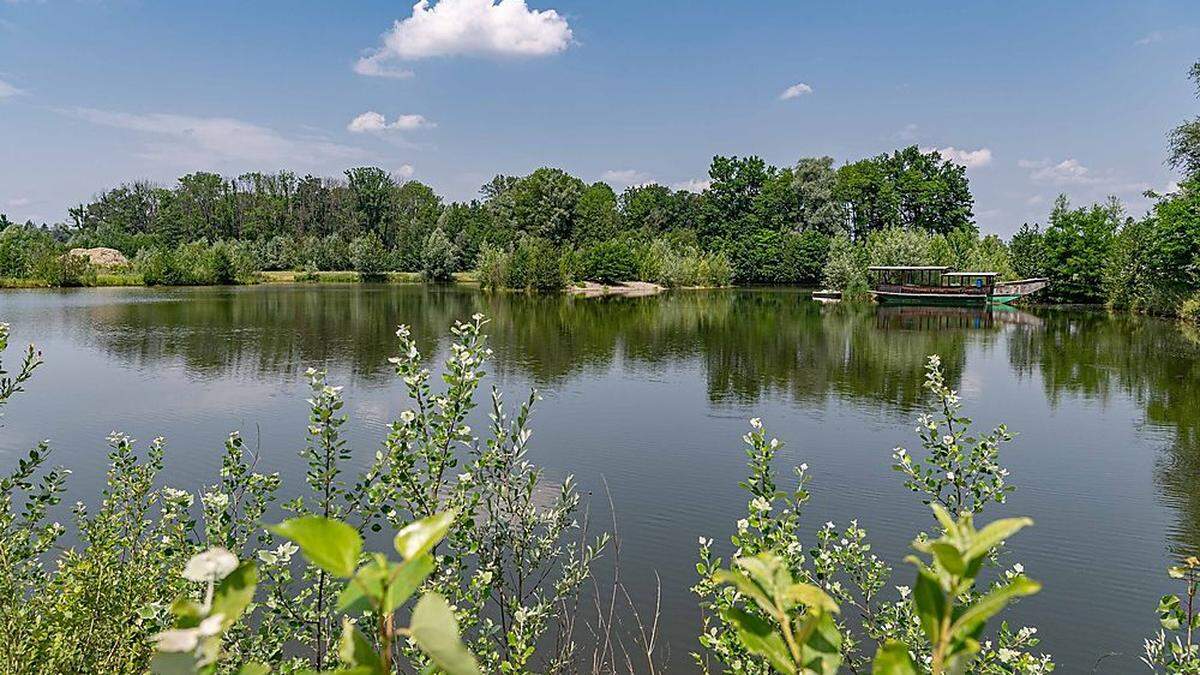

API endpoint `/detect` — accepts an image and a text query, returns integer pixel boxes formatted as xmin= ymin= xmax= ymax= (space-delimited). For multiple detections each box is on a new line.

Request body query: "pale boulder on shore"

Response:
xmin=68 ymin=247 xmax=128 ymax=268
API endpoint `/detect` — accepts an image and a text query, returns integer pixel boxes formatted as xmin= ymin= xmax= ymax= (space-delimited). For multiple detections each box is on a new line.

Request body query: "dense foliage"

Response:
xmin=1 ymin=146 xmax=977 ymax=289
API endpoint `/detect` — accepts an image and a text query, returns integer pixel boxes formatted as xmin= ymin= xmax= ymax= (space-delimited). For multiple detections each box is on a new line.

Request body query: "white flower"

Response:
xmin=749 ymin=417 xmax=762 ymax=429
xmin=183 ymin=548 xmax=239 ymax=583
xmin=942 ymin=435 xmax=955 ymax=446
xmin=162 ymin=487 xmax=194 ymax=507
xmin=400 ymin=410 xmax=416 ymax=423
xmin=201 ymin=491 xmax=229 ymax=509
xmin=457 ymin=471 xmax=473 ymax=483
xmin=799 ymin=463 xmax=808 ymax=471
xmin=736 ymin=518 xmax=749 ymax=532
xmin=945 ymin=471 xmax=955 ymax=480
xmin=1013 ymin=563 xmax=1024 ymax=574
xmin=751 ymin=496 xmax=772 ymax=512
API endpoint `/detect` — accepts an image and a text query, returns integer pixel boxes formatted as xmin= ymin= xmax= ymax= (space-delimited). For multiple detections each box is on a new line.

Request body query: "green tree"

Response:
xmin=1042 ymin=195 xmax=1122 ymax=303
xmin=1009 ymin=223 xmax=1048 ymax=278
xmin=1168 ymin=60 xmax=1200 ymax=180
xmin=792 ymin=156 xmax=848 ymax=235
xmin=349 ymin=230 xmax=389 ymax=280
xmin=346 ymin=167 xmax=396 ymax=241
xmin=420 ymin=227 xmax=457 ymax=282
xmin=502 ymin=168 xmax=585 ymax=244
xmin=573 ymin=182 xmax=620 ymax=245
xmin=835 ymin=147 xmax=973 ymax=239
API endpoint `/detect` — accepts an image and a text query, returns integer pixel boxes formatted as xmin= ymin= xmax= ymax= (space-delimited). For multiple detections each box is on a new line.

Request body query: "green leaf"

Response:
xmin=913 ymin=567 xmax=947 ymax=646
xmin=964 ymin=517 xmax=1033 ymax=562
xmin=784 ymin=582 xmax=840 ymax=615
xmin=798 ymin=610 xmax=843 ymax=675
xmin=338 ymin=617 xmax=384 ymax=673
xmin=931 ymin=503 xmax=958 ymax=536
xmin=394 ymin=511 xmax=455 ymax=561
xmin=210 ymin=561 xmax=258 ymax=629
xmin=719 ymin=606 xmax=797 ymax=675
xmin=409 ymin=593 xmax=482 ymax=675
xmin=338 ymin=556 xmax=389 ymax=614
xmin=235 ymin=664 xmax=271 ymax=675
xmin=712 ymin=568 xmax=775 ymax=616
xmin=950 ymin=576 xmax=1041 ymax=636
xmin=385 ymin=553 xmax=435 ymax=614
xmin=929 ymin=542 xmax=967 ymax=576
xmin=1159 ymin=594 xmax=1184 ymax=630
xmin=872 ymin=640 xmax=919 ymax=675
xmin=270 ymin=516 xmax=362 ymax=578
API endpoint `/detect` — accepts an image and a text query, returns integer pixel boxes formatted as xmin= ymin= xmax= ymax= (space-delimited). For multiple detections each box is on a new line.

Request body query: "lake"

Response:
xmin=1 ymin=284 xmax=1198 ymax=673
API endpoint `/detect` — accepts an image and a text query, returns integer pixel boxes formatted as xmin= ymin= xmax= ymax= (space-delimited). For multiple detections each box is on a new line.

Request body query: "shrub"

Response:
xmin=694 ymin=356 xmax=1050 ymax=674
xmin=821 ymin=232 xmax=868 ymax=294
xmin=505 ymin=236 xmax=565 ymax=291
xmin=421 ymin=227 xmax=458 ymax=282
xmin=1181 ymin=292 xmax=1200 ymax=323
xmin=777 ymin=230 xmax=830 ymax=284
xmin=582 ymin=238 xmax=637 ymax=284
xmin=475 ymin=243 xmax=508 ymax=291
xmin=31 ymin=250 xmax=97 ymax=287
xmin=209 ymin=242 xmax=237 ymax=285
xmin=1009 ymin=223 xmax=1048 ymax=279
xmin=0 ymin=225 xmax=57 ymax=279
xmin=349 ymin=231 xmax=388 ymax=281
xmin=0 ymin=317 xmax=601 ymax=673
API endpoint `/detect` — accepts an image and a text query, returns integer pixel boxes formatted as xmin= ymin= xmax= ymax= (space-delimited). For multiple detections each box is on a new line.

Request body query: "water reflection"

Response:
xmin=69 ymin=286 xmax=987 ymax=411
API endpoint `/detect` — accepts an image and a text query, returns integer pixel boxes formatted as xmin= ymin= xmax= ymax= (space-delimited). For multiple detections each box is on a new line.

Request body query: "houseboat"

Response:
xmin=868 ymin=266 xmax=1049 ymax=306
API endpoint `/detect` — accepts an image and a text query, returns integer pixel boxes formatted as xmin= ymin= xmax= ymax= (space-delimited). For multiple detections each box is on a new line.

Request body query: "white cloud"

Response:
xmin=931 ymin=146 xmax=993 ymax=169
xmin=1135 ymin=31 xmax=1163 ymax=46
xmin=6 ymin=197 xmax=30 ymax=207
xmin=356 ymin=0 xmax=573 ymax=77
xmin=347 ymin=111 xmax=435 ymax=133
xmin=778 ymin=83 xmax=813 ymax=100
xmin=894 ymin=123 xmax=919 ymax=141
xmin=1024 ymin=158 xmax=1103 ymax=185
xmin=1025 ymin=194 xmax=1045 ymax=207
xmin=66 ymin=108 xmax=367 ymax=167
xmin=352 ymin=59 xmax=415 ymax=80
xmin=395 ymin=164 xmax=416 ymax=179
xmin=0 ymin=78 xmax=24 ymax=99
xmin=672 ymin=178 xmax=712 ymax=193
xmin=601 ymin=169 xmax=652 ymax=187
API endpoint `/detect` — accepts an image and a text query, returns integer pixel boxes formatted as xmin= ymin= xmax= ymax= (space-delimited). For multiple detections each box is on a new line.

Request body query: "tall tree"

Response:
xmin=502 ymin=167 xmax=585 ymax=244
xmin=792 ymin=156 xmax=848 ymax=235
xmin=573 ymin=182 xmax=620 ymax=245
xmin=835 ymin=146 xmax=974 ymax=239
xmin=1168 ymin=60 xmax=1200 ymax=179
xmin=345 ymin=167 xmax=395 ymax=241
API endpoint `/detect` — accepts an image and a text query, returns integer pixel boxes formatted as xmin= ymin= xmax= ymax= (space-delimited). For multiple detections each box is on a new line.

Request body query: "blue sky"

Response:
xmin=1 ymin=0 xmax=1197 ymax=236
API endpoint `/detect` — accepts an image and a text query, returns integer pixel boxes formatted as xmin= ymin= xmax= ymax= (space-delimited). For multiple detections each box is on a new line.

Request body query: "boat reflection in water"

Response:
xmin=874 ymin=304 xmax=1044 ymax=331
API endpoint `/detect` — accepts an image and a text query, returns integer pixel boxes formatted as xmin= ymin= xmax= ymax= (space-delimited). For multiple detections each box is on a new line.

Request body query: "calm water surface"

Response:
xmin=2 ymin=285 xmax=1199 ymax=673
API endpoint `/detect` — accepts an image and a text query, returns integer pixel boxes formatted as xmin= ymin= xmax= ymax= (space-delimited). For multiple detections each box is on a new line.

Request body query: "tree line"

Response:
xmin=2 ymin=60 xmax=1198 ymax=316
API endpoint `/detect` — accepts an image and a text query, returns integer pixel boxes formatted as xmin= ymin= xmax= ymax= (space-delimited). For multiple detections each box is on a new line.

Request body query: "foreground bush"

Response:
xmin=0 ymin=318 xmax=600 ymax=673
xmin=2 ymin=319 xmax=1197 ymax=673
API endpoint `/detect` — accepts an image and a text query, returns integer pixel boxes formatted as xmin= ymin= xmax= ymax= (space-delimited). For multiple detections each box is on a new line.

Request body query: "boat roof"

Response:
xmin=867 ymin=266 xmax=950 ymax=271
xmin=942 ymin=271 xmax=999 ymax=277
